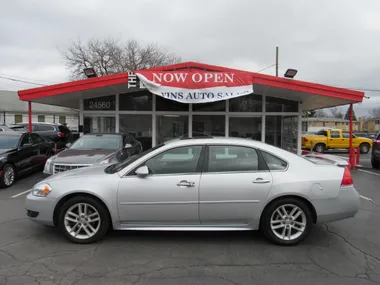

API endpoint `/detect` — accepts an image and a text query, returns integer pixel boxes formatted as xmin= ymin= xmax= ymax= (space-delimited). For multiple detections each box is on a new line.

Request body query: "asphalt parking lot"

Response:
xmin=0 ymin=166 xmax=380 ymax=285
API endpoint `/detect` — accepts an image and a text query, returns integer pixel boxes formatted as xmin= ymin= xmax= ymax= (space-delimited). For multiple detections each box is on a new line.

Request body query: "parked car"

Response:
xmin=0 ymin=131 xmax=55 ymax=187
xmin=26 ymin=137 xmax=360 ymax=245
xmin=354 ymin=132 xmax=377 ymax=141
xmin=10 ymin=122 xmax=72 ymax=150
xmin=302 ymin=129 xmax=373 ymax=153
xmin=371 ymin=132 xmax=380 ymax=169
xmin=43 ymin=133 xmax=142 ymax=176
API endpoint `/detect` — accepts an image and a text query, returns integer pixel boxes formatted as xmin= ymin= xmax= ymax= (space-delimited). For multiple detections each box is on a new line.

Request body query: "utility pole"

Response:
xmin=275 ymin=46 xmax=279 ymax=77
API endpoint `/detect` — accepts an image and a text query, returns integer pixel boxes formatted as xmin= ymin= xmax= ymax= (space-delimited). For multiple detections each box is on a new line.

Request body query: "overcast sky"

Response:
xmin=1 ymin=0 xmax=380 ymax=116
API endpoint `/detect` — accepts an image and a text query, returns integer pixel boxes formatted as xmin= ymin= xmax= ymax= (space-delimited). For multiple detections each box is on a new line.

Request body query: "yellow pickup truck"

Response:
xmin=302 ymin=129 xmax=373 ymax=153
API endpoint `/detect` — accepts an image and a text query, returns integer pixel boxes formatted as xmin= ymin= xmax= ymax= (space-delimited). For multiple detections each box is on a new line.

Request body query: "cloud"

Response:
xmin=1 ymin=0 xmax=380 ymax=116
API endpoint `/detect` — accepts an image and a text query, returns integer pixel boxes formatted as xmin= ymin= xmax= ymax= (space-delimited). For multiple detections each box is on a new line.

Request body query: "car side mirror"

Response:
xmin=65 ymin=143 xmax=72 ymax=149
xmin=135 ymin=165 xmax=149 ymax=177
xmin=124 ymin=143 xmax=132 ymax=149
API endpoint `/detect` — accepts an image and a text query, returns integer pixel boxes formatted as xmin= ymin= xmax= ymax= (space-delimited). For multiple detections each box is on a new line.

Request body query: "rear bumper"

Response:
xmin=372 ymin=149 xmax=380 ymax=162
xmin=313 ymin=186 xmax=360 ymax=223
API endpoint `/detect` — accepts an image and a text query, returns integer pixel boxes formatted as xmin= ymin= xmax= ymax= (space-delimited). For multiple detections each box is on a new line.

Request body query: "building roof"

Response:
xmin=0 ymin=90 xmax=78 ymax=114
xmin=302 ymin=117 xmax=358 ymax=123
xmin=17 ymin=61 xmax=365 ymax=111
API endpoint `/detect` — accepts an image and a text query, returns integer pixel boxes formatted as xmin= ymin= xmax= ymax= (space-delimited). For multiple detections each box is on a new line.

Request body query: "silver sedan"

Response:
xmin=25 ymin=137 xmax=360 ymax=245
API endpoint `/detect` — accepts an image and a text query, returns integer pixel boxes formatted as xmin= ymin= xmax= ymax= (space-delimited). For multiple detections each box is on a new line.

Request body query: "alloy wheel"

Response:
xmin=64 ymin=203 xmax=101 ymax=240
xmin=270 ymin=204 xmax=307 ymax=241
xmin=3 ymin=166 xmax=15 ymax=186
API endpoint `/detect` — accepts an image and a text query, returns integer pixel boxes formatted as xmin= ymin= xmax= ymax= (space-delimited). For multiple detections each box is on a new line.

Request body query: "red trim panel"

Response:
xmin=18 ymin=61 xmax=364 ymax=103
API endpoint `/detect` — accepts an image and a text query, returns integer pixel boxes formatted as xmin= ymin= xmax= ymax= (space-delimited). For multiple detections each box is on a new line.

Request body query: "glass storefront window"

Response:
xmin=265 ymin=116 xmax=282 ymax=148
xmin=266 ymin=96 xmax=298 ymax=112
xmin=119 ymin=114 xmax=152 ymax=150
xmin=229 ymin=117 xmax=262 ymax=141
xmin=192 ymin=101 xmax=225 ymax=112
xmin=229 ymin=94 xmax=262 ymax=112
xmin=156 ymin=96 xmax=189 ymax=111
xmin=119 ymin=90 xmax=153 ymax=111
xmin=192 ymin=115 xmax=225 ymax=136
xmin=84 ymin=116 xmax=116 ymax=133
xmin=282 ymin=116 xmax=298 ymax=153
xmin=156 ymin=115 xmax=189 ymax=144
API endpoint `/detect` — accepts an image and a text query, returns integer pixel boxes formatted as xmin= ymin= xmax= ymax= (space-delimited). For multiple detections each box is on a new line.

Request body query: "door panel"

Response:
xmin=199 ymin=172 xmax=272 ymax=225
xmin=117 ymin=174 xmax=201 ymax=224
xmin=328 ymin=131 xmax=343 ymax=148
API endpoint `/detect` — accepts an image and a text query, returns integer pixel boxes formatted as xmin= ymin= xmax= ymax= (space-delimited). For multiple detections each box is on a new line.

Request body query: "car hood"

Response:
xmin=43 ymin=164 xmax=110 ymax=182
xmin=53 ymin=148 xmax=117 ymax=164
xmin=0 ymin=148 xmax=14 ymax=155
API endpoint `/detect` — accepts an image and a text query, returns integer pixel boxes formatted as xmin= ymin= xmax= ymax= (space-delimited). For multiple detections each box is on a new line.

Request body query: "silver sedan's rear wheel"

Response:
xmin=59 ymin=196 xmax=110 ymax=244
xmin=261 ymin=198 xmax=313 ymax=245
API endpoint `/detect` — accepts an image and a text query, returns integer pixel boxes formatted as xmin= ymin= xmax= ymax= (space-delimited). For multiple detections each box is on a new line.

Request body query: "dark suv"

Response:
xmin=10 ymin=122 xmax=72 ymax=151
xmin=371 ymin=132 xmax=380 ymax=169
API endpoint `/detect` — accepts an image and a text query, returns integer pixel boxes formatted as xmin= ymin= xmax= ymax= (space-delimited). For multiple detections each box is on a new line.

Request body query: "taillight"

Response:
xmin=341 ymin=167 xmax=353 ymax=186
xmin=374 ymin=140 xmax=380 ymax=145
xmin=57 ymin=132 xmax=64 ymax=137
xmin=302 ymin=137 xmax=308 ymax=143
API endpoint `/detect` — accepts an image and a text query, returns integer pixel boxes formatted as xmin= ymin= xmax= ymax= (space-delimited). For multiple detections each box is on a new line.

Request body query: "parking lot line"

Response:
xmin=358 ymin=169 xmax=380 ymax=177
xmin=359 ymin=195 xmax=373 ymax=201
xmin=10 ymin=189 xmax=31 ymax=198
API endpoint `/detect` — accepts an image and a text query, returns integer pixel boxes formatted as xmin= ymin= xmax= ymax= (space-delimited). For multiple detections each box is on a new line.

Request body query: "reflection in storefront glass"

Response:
xmin=119 ymin=114 xmax=152 ymax=150
xmin=229 ymin=117 xmax=262 ymax=140
xmin=156 ymin=115 xmax=188 ymax=144
xmin=192 ymin=115 xmax=225 ymax=137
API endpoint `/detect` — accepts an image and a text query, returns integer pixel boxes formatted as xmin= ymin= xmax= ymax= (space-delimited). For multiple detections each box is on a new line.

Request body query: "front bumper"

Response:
xmin=25 ymin=192 xmax=56 ymax=226
xmin=313 ymin=186 xmax=360 ymax=223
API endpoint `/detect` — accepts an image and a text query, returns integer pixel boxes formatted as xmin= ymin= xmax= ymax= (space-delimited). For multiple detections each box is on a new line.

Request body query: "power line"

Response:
xmin=0 ymin=75 xmax=46 ymax=86
xmin=0 ymin=73 xmax=57 ymax=85
xmin=256 ymin=64 xmax=276 ymax=73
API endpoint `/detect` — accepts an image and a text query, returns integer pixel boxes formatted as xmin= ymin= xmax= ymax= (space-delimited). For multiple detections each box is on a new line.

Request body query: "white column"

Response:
xmin=152 ymin=95 xmax=157 ymax=147
xmin=297 ymin=102 xmax=303 ymax=155
xmin=79 ymin=99 xmax=84 ymax=137
xmin=115 ymin=94 xmax=120 ymax=133
xmin=261 ymin=94 xmax=266 ymax=143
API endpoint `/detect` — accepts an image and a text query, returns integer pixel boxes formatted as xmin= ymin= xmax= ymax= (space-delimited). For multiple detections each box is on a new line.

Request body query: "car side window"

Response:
xmin=261 ymin=151 xmax=288 ymax=171
xmin=38 ymin=125 xmax=55 ymax=131
xmin=330 ymin=131 xmax=341 ymax=138
xmin=143 ymin=145 xmax=203 ymax=175
xmin=20 ymin=134 xmax=31 ymax=146
xmin=207 ymin=145 xmax=259 ymax=173
xmin=31 ymin=133 xmax=45 ymax=144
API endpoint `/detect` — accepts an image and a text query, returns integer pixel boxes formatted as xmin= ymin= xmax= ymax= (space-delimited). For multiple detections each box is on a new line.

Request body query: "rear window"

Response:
xmin=37 ymin=125 xmax=55 ymax=131
xmin=317 ymin=130 xmax=327 ymax=136
xmin=261 ymin=151 xmax=288 ymax=170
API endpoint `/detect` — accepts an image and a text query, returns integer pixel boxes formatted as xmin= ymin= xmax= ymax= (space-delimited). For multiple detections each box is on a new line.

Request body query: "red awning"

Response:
xmin=18 ymin=61 xmax=364 ymax=110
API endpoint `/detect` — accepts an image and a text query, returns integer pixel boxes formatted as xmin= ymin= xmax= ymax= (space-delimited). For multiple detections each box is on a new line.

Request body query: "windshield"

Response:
xmin=0 ymin=136 xmax=20 ymax=149
xmin=70 ymin=135 xmax=121 ymax=150
xmin=105 ymin=143 xmax=165 ymax=173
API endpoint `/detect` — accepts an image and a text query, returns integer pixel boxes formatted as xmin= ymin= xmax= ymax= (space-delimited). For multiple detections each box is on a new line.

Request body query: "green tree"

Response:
xmin=344 ymin=106 xmax=357 ymax=121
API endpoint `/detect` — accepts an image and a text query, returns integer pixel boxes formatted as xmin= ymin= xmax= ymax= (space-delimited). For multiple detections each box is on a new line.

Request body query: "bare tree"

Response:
xmin=369 ymin=107 xmax=380 ymax=118
xmin=329 ymin=107 xmax=344 ymax=119
xmin=62 ymin=38 xmax=181 ymax=80
xmin=314 ymin=109 xmax=328 ymax=117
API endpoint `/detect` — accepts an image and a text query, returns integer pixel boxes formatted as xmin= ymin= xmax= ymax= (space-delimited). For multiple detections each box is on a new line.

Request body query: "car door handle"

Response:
xmin=253 ymin=178 xmax=271 ymax=184
xmin=177 ymin=180 xmax=195 ymax=187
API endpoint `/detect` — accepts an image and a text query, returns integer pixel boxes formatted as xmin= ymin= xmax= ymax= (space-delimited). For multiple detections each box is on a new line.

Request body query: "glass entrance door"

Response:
xmin=84 ymin=116 xmax=116 ymax=133
xmin=229 ymin=117 xmax=262 ymax=141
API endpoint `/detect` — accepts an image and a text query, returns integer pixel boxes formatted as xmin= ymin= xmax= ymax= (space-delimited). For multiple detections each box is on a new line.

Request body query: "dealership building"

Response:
xmin=18 ymin=62 xmax=364 ymax=154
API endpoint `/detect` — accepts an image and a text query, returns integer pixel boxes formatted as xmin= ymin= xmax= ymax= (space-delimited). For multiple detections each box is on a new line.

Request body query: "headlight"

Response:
xmin=44 ymin=155 xmax=57 ymax=174
xmin=32 ymin=183 xmax=52 ymax=197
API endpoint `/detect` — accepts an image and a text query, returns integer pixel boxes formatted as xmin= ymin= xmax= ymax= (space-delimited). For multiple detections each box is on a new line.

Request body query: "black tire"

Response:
xmin=58 ymin=195 xmax=110 ymax=244
xmin=359 ymin=143 xmax=370 ymax=154
xmin=314 ymin=143 xmax=326 ymax=153
xmin=0 ymin=164 xmax=16 ymax=188
xmin=372 ymin=159 xmax=380 ymax=169
xmin=261 ymin=197 xmax=313 ymax=246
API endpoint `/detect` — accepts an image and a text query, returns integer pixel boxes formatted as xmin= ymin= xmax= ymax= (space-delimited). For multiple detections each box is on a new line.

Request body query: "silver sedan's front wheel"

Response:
xmin=59 ymin=196 xmax=110 ymax=244
xmin=261 ymin=198 xmax=313 ymax=245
